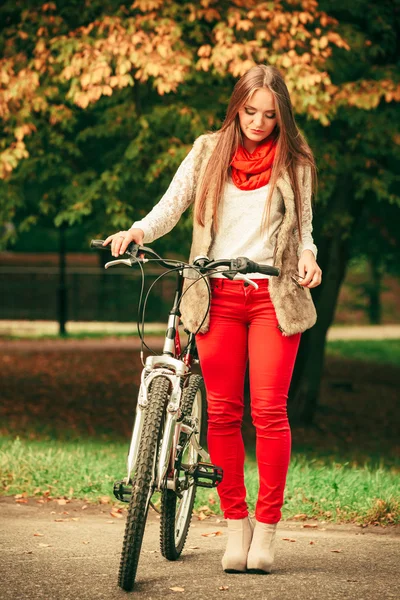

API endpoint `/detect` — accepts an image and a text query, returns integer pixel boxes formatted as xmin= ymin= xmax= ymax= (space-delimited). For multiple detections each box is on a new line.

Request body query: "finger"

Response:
xmin=120 ymin=236 xmax=132 ymax=255
xmin=112 ymin=237 xmax=122 ymax=257
xmin=301 ymin=268 xmax=315 ymax=286
xmin=103 ymin=235 xmax=114 ymax=246
xmin=307 ymin=271 xmax=322 ymax=288
xmin=298 ymin=260 xmax=306 ymax=279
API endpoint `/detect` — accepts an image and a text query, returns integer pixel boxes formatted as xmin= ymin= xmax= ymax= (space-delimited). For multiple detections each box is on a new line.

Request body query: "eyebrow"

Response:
xmin=245 ymin=104 xmax=276 ymax=113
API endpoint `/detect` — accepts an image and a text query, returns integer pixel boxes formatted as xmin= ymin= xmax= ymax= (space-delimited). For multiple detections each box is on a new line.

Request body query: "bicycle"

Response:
xmin=90 ymin=239 xmax=280 ymax=592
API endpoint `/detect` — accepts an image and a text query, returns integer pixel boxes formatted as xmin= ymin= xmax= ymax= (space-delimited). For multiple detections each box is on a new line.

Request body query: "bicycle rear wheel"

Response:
xmin=118 ymin=375 xmax=170 ymax=592
xmin=160 ymin=374 xmax=206 ymax=560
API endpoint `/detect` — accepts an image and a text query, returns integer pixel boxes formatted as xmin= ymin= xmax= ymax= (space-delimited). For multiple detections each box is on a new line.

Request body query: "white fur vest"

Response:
xmin=179 ymin=133 xmax=317 ymax=336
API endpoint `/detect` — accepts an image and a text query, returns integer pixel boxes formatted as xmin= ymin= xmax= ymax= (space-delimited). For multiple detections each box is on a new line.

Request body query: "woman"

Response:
xmin=104 ymin=65 xmax=322 ymax=574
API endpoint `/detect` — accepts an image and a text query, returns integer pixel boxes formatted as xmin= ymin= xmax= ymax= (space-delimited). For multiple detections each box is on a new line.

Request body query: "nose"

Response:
xmin=252 ymin=114 xmax=263 ymax=128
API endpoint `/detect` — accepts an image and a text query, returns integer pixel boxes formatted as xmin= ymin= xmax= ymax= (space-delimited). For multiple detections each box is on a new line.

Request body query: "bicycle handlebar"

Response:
xmin=90 ymin=240 xmax=280 ymax=278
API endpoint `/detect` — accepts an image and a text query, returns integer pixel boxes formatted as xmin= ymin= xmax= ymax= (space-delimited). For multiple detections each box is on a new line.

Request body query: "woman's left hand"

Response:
xmin=297 ymin=250 xmax=322 ymax=288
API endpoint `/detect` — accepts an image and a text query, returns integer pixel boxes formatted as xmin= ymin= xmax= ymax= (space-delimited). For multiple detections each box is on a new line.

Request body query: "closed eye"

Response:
xmin=245 ymin=108 xmax=276 ymax=119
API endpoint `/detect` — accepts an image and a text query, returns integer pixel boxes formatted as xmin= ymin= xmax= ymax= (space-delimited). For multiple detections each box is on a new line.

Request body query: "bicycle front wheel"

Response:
xmin=160 ymin=374 xmax=206 ymax=560
xmin=118 ymin=375 xmax=170 ymax=592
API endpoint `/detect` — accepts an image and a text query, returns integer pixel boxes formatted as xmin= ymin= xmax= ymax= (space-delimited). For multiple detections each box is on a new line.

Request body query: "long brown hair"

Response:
xmin=194 ymin=64 xmax=317 ymax=238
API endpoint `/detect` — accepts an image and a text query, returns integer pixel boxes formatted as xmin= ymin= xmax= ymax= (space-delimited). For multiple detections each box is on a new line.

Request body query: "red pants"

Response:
xmin=195 ymin=278 xmax=300 ymax=524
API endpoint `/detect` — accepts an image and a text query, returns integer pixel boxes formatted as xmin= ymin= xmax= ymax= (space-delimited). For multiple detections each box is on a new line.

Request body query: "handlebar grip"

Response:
xmin=90 ymin=239 xmax=108 ymax=249
xmin=247 ymin=260 xmax=280 ymax=277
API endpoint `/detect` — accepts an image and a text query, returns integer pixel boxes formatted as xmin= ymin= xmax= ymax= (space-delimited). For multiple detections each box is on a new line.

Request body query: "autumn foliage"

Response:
xmin=3 ymin=0 xmax=393 ymax=179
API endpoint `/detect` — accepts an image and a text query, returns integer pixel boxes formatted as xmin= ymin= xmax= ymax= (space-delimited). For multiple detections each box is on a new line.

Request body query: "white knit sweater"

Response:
xmin=131 ymin=145 xmax=317 ymax=279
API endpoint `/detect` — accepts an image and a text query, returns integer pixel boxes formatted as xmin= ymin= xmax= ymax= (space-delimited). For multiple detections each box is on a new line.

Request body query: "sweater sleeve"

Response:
xmin=130 ymin=144 xmax=197 ymax=243
xmin=298 ymin=165 xmax=318 ymax=259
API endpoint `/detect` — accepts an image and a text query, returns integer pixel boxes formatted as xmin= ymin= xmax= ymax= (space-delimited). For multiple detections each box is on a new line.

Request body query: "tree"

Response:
xmin=0 ymin=1 xmax=399 ymax=409
xmin=289 ymin=0 xmax=400 ymax=423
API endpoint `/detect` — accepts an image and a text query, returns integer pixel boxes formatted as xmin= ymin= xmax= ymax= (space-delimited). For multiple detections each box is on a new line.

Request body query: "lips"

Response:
xmin=250 ymin=129 xmax=264 ymax=134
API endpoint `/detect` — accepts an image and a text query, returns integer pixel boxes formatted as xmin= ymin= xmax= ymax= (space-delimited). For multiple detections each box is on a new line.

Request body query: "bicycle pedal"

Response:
xmin=187 ymin=461 xmax=223 ymax=488
xmin=113 ymin=479 xmax=132 ymax=503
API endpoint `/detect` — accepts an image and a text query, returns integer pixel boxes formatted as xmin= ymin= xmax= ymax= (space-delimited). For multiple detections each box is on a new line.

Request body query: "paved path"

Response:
xmin=0 ymin=498 xmax=398 ymax=600
xmin=1 ymin=319 xmax=400 ymax=343
xmin=0 ymin=323 xmax=399 ymax=354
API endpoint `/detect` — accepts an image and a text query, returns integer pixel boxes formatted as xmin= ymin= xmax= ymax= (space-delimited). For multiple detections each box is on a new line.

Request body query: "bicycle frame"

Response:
xmin=124 ymin=266 xmax=209 ymax=490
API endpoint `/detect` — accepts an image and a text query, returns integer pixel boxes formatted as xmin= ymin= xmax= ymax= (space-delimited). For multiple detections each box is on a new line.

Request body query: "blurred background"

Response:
xmin=1 ymin=1 xmax=399 ymax=524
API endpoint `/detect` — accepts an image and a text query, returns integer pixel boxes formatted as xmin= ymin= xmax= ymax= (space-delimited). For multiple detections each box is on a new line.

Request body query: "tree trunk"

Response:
xmin=288 ymin=178 xmax=360 ymax=425
xmin=368 ymin=257 xmax=382 ymax=324
xmin=288 ymin=232 xmax=349 ymax=424
xmin=58 ymin=224 xmax=67 ymax=336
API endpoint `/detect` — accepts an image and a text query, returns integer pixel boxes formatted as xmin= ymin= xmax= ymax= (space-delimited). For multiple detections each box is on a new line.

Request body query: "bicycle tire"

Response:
xmin=118 ymin=375 xmax=170 ymax=592
xmin=160 ymin=374 xmax=206 ymax=560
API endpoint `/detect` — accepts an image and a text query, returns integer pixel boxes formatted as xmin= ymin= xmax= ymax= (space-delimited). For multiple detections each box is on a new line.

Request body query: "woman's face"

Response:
xmin=238 ymin=87 xmax=277 ymax=152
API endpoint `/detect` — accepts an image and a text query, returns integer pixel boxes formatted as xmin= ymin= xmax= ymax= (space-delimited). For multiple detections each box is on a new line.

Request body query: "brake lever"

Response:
xmin=232 ymin=273 xmax=259 ymax=289
xmin=104 ymin=257 xmax=148 ymax=269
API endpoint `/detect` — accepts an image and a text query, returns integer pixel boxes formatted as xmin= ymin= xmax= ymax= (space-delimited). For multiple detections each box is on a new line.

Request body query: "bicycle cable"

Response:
xmin=131 ymin=255 xmax=248 ymax=361
xmin=133 ymin=259 xmax=191 ymax=363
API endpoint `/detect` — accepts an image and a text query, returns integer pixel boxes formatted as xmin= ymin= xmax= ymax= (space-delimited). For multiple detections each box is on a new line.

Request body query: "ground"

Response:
xmin=1 ymin=497 xmax=399 ymax=600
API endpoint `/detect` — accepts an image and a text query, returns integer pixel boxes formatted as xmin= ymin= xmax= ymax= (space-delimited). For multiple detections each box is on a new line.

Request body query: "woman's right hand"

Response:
xmin=103 ymin=228 xmax=144 ymax=257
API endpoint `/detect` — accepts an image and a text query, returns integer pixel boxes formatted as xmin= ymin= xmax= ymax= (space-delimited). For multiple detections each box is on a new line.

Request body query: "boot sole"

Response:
xmin=246 ymin=567 xmax=272 ymax=575
xmin=223 ymin=568 xmax=247 ymax=574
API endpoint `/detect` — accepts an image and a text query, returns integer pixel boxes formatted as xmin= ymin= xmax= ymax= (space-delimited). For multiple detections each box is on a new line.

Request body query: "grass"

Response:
xmin=1 ymin=338 xmax=399 ymax=527
xmin=1 ymin=436 xmax=398 ymax=526
xmin=0 ymin=330 xmax=166 ymax=341
xmin=326 ymin=339 xmax=400 ymax=366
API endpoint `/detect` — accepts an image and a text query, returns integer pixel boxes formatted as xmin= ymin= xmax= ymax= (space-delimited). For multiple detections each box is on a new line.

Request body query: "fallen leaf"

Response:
xmin=197 ymin=512 xmax=208 ymax=521
xmin=188 ymin=546 xmax=200 ymax=550
xmin=23 ymin=551 xmax=33 ymax=554
xmin=201 ymin=531 xmax=223 ymax=537
xmin=33 ymin=533 xmax=44 ymax=537
xmin=219 ymin=586 xmax=229 ymax=591
xmin=54 ymin=518 xmax=65 ymax=522
xmin=169 ymin=587 xmax=185 ymax=593
xmin=56 ymin=499 xmax=67 ymax=506
xmin=71 ymin=517 xmax=79 ymax=522
xmin=110 ymin=511 xmax=123 ymax=519
xmin=15 ymin=493 xmax=28 ymax=499
xmin=330 ymin=549 xmax=343 ymax=553
xmin=106 ymin=520 xmax=114 ymax=524
xmin=100 ymin=496 xmax=111 ymax=504
xmin=309 ymin=541 xmax=315 ymax=545
xmin=81 ymin=505 xmax=88 ymax=510
xmin=82 ymin=541 xmax=90 ymax=545
xmin=282 ymin=538 xmax=296 ymax=542
xmin=302 ymin=524 xmax=318 ymax=528
xmin=15 ymin=499 xmax=28 ymax=504
xmin=62 ymin=511 xmax=69 ymax=515
xmin=292 ymin=513 xmax=307 ymax=520
xmin=38 ymin=543 xmax=52 ymax=548
xmin=347 ymin=579 xmax=358 ymax=582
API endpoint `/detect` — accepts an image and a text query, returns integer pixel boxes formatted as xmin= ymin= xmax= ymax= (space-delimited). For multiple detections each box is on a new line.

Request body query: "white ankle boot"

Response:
xmin=246 ymin=520 xmax=277 ymax=573
xmin=221 ymin=516 xmax=254 ymax=573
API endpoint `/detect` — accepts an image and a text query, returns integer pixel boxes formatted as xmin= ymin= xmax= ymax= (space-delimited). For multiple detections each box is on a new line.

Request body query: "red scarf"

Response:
xmin=230 ymin=135 xmax=277 ymax=190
